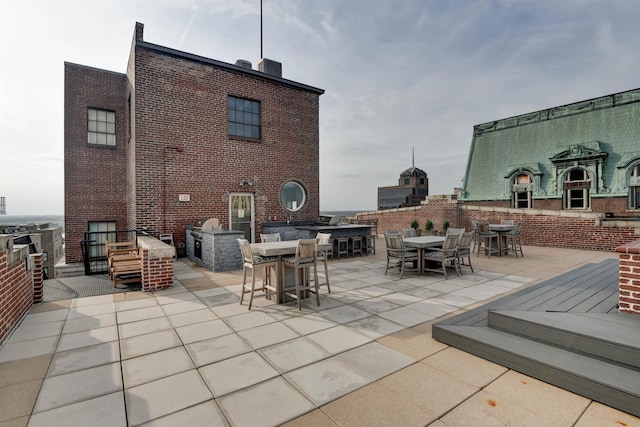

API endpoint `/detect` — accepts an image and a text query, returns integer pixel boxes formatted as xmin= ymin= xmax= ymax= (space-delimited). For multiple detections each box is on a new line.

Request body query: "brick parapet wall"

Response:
xmin=139 ymin=248 xmax=174 ymax=291
xmin=358 ymin=199 xmax=639 ymax=251
xmin=31 ymin=253 xmax=44 ymax=304
xmin=0 ymin=247 xmax=36 ymax=347
xmin=616 ymin=239 xmax=640 ymax=315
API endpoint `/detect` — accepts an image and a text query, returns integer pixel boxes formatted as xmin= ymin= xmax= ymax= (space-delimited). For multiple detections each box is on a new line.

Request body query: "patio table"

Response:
xmin=251 ymin=240 xmax=331 ymax=303
xmin=403 ymin=236 xmax=445 ymax=274
xmin=489 ymin=224 xmax=516 ymax=256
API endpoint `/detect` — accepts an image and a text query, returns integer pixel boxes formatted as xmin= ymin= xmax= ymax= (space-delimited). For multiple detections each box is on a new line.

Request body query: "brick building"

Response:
xmin=64 ymin=22 xmax=324 ymax=264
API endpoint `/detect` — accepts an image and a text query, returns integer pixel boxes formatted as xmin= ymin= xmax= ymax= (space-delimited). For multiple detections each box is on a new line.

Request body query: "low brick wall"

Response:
xmin=138 ymin=236 xmax=176 ymax=292
xmin=357 ymin=196 xmax=639 ymax=252
xmin=0 ymin=235 xmax=42 ymax=347
xmin=616 ymin=239 xmax=640 ymax=315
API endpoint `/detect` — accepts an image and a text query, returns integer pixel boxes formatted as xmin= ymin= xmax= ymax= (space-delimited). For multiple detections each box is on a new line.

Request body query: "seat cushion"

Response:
xmin=253 ymin=256 xmax=278 ymax=265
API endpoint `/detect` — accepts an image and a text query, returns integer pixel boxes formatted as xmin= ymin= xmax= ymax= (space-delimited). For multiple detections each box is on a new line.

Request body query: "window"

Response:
xmin=88 ymin=221 xmax=116 ymax=258
xmin=563 ymin=168 xmax=590 ymax=209
xmin=228 ymin=96 xmax=260 ymax=139
xmin=630 ymin=164 xmax=640 ymax=209
xmin=88 ymin=108 xmax=116 ymax=146
xmin=42 ymin=251 xmax=48 ymax=262
xmin=511 ymin=174 xmax=532 ymax=208
xmin=281 ymin=181 xmax=306 ymax=211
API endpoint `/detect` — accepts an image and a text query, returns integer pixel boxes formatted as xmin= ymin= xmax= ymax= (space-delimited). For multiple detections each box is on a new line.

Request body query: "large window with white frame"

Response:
xmin=563 ymin=168 xmax=590 ymax=209
xmin=511 ymin=173 xmax=532 ymax=208
xmin=88 ymin=108 xmax=116 ymax=146
xmin=630 ymin=163 xmax=640 ymax=209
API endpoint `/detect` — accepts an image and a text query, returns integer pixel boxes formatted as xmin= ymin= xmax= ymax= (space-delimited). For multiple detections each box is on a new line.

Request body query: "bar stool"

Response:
xmin=350 ymin=236 xmax=363 ymax=256
xmin=363 ymin=234 xmax=375 ymax=255
xmin=335 ymin=237 xmax=349 ymax=259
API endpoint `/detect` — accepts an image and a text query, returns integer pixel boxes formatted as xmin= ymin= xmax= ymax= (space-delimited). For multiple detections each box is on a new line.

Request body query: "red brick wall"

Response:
xmin=139 ymin=249 xmax=174 ymax=291
xmin=0 ymin=250 xmax=35 ymax=347
xmin=358 ymin=197 xmax=639 ymax=251
xmin=64 ymin=63 xmax=129 ymax=263
xmin=65 ymin=41 xmax=321 ymax=262
xmin=32 ymin=253 xmax=44 ymax=304
xmin=616 ymin=240 xmax=640 ymax=315
xmin=460 ymin=196 xmax=633 ymax=217
xmin=130 ymin=47 xmax=320 ymax=251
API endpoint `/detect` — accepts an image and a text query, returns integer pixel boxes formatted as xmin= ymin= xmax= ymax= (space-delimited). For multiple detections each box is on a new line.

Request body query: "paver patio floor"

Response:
xmin=1 ymin=244 xmax=639 ymax=426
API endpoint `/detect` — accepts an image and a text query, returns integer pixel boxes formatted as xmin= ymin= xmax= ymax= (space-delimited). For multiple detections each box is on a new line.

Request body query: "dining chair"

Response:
xmin=260 ymin=233 xmax=281 ymax=242
xmin=384 ymin=232 xmax=419 ymax=279
xmin=423 ymin=234 xmax=460 ymax=279
xmin=506 ymin=222 xmax=524 ymax=258
xmin=445 ymin=228 xmax=465 ymax=240
xmin=471 ymin=221 xmax=479 ymax=253
xmin=315 ymin=232 xmax=332 ymax=293
xmin=500 ymin=219 xmax=515 ymax=225
xmin=475 ymin=222 xmax=499 ymax=258
xmin=281 ymin=239 xmax=320 ymax=310
xmin=402 ymin=228 xmax=417 ymax=238
xmin=259 ymin=233 xmax=282 ymax=286
xmin=456 ymin=231 xmax=475 ymax=273
xmin=237 ymin=238 xmax=279 ymax=310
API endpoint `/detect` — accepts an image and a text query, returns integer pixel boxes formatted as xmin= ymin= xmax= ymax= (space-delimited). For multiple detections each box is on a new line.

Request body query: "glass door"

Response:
xmin=230 ymin=193 xmax=254 ymax=242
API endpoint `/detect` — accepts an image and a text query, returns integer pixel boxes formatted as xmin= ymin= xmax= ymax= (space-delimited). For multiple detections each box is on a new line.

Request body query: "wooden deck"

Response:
xmin=433 ymin=259 xmax=640 ymax=417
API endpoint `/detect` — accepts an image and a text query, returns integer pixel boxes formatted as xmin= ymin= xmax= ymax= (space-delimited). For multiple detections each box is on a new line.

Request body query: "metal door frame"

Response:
xmin=229 ymin=193 xmax=255 ymax=242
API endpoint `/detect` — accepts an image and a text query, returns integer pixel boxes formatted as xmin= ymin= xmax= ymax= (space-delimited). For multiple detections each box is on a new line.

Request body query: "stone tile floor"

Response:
xmin=1 ymin=245 xmax=639 ymax=426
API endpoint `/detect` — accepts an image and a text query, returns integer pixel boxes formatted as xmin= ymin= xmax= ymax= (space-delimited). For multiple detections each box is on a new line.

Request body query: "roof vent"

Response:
xmin=235 ymin=59 xmax=252 ymax=70
xmin=258 ymin=58 xmax=282 ymax=78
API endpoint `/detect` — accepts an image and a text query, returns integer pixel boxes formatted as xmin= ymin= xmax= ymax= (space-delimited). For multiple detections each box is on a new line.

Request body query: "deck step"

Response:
xmin=487 ymin=310 xmax=640 ymax=370
xmin=434 ymin=324 xmax=640 ymax=417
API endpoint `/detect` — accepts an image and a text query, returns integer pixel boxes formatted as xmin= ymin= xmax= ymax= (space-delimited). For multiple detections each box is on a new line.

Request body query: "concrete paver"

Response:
xmin=1 ymin=244 xmax=637 ymax=426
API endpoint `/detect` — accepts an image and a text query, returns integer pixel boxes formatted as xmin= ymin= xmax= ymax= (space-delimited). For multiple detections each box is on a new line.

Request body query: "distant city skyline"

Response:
xmin=3 ymin=1 xmax=640 ymax=214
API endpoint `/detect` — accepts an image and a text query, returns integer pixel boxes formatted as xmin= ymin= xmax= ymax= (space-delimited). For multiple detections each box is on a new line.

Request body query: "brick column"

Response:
xmin=31 ymin=253 xmax=44 ymax=303
xmin=140 ymin=248 xmax=174 ymax=292
xmin=616 ymin=239 xmax=640 ymax=315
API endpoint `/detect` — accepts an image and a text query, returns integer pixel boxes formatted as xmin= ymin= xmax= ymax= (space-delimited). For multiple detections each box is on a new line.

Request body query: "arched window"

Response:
xmin=630 ymin=163 xmax=640 ymax=209
xmin=564 ymin=168 xmax=590 ymax=209
xmin=511 ymin=173 xmax=532 ymax=208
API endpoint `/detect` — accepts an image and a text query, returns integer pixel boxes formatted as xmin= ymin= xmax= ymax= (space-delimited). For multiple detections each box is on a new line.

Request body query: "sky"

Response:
xmin=2 ymin=0 xmax=640 ymax=215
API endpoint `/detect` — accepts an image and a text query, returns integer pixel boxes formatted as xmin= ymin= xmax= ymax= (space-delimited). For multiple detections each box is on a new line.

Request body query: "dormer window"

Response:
xmin=564 ymin=168 xmax=591 ymax=209
xmin=630 ymin=164 xmax=640 ymax=209
xmin=511 ymin=173 xmax=532 ymax=208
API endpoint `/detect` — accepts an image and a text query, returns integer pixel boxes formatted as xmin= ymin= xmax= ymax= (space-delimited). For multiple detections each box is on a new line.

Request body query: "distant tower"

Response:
xmin=0 ymin=196 xmax=6 ymax=215
xmin=377 ymin=148 xmax=429 ymax=210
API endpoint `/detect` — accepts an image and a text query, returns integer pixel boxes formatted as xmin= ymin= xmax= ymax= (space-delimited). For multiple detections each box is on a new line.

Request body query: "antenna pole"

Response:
xmin=412 ymin=146 xmax=415 ymax=167
xmin=260 ymin=0 xmax=263 ymax=58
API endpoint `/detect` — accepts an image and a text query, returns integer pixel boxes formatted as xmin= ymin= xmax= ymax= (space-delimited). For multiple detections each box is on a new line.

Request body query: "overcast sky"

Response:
xmin=2 ymin=0 xmax=640 ymax=215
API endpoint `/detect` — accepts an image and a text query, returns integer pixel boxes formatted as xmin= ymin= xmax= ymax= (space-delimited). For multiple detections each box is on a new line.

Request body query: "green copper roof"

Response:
xmin=461 ymin=88 xmax=640 ymax=201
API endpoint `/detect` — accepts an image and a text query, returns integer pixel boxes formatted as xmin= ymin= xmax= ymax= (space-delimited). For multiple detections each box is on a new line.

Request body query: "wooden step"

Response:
xmin=434 ymin=324 xmax=640 ymax=417
xmin=487 ymin=310 xmax=640 ymax=370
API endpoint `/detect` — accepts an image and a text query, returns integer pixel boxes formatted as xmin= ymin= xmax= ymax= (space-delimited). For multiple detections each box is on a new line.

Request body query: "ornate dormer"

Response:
xmin=549 ymin=141 xmax=608 ymax=195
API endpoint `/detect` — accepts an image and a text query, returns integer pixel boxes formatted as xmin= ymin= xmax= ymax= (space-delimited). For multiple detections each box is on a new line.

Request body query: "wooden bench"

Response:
xmin=106 ymin=241 xmax=141 ymax=288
